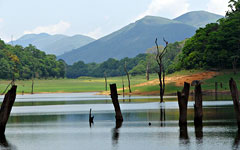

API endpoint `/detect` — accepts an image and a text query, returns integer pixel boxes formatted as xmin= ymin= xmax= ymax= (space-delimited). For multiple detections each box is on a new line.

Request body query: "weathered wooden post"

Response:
xmin=104 ymin=72 xmax=108 ymax=91
xmin=89 ymin=108 xmax=94 ymax=128
xmin=122 ymin=76 xmax=125 ymax=98
xmin=192 ymin=81 xmax=203 ymax=127
xmin=0 ymin=85 xmax=17 ymax=135
xmin=177 ymin=82 xmax=190 ymax=127
xmin=215 ymin=82 xmax=218 ymax=100
xmin=229 ymin=78 xmax=240 ymax=129
xmin=110 ymin=84 xmax=123 ymax=122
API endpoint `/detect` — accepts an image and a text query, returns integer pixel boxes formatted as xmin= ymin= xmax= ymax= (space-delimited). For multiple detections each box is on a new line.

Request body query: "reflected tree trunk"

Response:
xmin=160 ymin=104 xmax=165 ymax=127
xmin=112 ymin=120 xmax=122 ymax=146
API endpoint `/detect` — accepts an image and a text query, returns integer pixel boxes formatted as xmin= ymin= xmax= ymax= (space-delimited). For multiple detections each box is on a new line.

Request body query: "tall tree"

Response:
xmin=155 ymin=38 xmax=168 ymax=103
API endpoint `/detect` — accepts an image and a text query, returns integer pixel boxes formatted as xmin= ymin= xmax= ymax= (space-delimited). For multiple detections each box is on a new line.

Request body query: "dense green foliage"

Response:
xmin=66 ymin=41 xmax=184 ymax=78
xmin=0 ymin=39 xmax=65 ymax=79
xmin=66 ymin=54 xmax=147 ymax=78
xmin=177 ymin=0 xmax=240 ymax=70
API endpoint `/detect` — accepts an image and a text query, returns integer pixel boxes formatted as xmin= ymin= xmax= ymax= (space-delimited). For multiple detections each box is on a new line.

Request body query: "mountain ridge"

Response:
xmin=11 ymin=33 xmax=95 ymax=56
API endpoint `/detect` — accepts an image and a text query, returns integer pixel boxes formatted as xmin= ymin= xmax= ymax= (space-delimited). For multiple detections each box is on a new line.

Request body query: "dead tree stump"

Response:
xmin=0 ymin=85 xmax=17 ymax=135
xmin=215 ymin=82 xmax=218 ymax=100
xmin=177 ymin=82 xmax=190 ymax=127
xmin=229 ymin=78 xmax=240 ymax=129
xmin=193 ymin=81 xmax=203 ymax=127
xmin=110 ymin=84 xmax=123 ymax=122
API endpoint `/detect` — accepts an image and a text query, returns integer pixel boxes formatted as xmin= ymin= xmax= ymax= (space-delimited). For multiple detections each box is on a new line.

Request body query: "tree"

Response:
xmin=155 ymin=38 xmax=168 ymax=103
xmin=124 ymin=61 xmax=131 ymax=93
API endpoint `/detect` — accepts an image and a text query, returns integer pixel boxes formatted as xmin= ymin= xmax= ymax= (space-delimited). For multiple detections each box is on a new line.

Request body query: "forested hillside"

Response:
xmin=66 ymin=41 xmax=184 ymax=78
xmin=176 ymin=0 xmax=240 ymax=71
xmin=0 ymin=39 xmax=65 ymax=79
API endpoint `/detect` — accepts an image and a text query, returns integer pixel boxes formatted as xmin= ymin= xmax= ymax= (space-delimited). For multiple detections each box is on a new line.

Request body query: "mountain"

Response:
xmin=174 ymin=11 xmax=223 ymax=28
xmin=12 ymin=33 xmax=95 ymax=55
xmin=58 ymin=16 xmax=197 ymax=64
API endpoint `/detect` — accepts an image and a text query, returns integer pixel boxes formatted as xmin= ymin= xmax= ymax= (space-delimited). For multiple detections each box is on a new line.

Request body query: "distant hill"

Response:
xmin=58 ymin=16 xmax=197 ymax=64
xmin=12 ymin=33 xmax=95 ymax=56
xmin=174 ymin=10 xmax=223 ymax=28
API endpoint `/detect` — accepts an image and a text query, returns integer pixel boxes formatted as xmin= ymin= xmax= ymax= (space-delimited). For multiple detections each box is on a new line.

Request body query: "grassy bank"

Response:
xmin=0 ymin=74 xmax=158 ymax=94
xmin=0 ymin=70 xmax=239 ymax=95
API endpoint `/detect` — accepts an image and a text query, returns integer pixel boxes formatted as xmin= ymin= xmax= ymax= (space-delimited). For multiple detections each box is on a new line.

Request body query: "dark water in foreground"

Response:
xmin=0 ymin=93 xmax=239 ymax=150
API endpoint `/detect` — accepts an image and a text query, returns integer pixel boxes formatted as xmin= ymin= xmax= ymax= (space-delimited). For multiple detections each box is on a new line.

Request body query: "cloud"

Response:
xmin=135 ymin=0 xmax=190 ymax=20
xmin=0 ymin=18 xmax=3 ymax=23
xmin=207 ymin=0 xmax=229 ymax=15
xmin=24 ymin=20 xmax=71 ymax=35
xmin=85 ymin=27 xmax=103 ymax=39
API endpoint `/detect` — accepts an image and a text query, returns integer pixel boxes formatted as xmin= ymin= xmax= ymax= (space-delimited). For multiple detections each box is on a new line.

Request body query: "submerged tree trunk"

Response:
xmin=0 ymin=85 xmax=17 ymax=135
xmin=177 ymin=82 xmax=190 ymax=127
xmin=193 ymin=81 xmax=203 ymax=127
xmin=110 ymin=84 xmax=123 ymax=122
xmin=229 ymin=78 xmax=240 ymax=129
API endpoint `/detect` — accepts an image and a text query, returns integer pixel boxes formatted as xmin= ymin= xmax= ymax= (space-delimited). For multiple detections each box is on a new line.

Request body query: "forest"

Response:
xmin=175 ymin=0 xmax=240 ymax=70
xmin=0 ymin=0 xmax=239 ymax=80
xmin=0 ymin=40 xmax=65 ymax=79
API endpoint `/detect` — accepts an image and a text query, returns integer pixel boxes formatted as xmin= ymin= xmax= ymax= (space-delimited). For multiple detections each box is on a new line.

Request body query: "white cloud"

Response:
xmin=24 ymin=20 xmax=71 ymax=35
xmin=0 ymin=18 xmax=3 ymax=23
xmin=85 ymin=27 xmax=103 ymax=39
xmin=135 ymin=0 xmax=190 ymax=20
xmin=207 ymin=0 xmax=229 ymax=15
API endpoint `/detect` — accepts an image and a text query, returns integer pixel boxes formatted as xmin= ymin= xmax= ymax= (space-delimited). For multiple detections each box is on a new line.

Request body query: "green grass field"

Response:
xmin=0 ymin=70 xmax=239 ymax=95
xmin=0 ymin=74 xmax=158 ymax=94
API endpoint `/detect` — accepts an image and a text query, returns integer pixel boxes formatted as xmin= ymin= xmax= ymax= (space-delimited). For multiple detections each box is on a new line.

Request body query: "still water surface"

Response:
xmin=0 ymin=93 xmax=239 ymax=150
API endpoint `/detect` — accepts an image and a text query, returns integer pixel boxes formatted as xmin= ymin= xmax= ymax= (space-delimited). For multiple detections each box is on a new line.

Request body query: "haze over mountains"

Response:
xmin=12 ymin=11 xmax=223 ymax=64
xmin=11 ymin=33 xmax=95 ymax=55
xmin=58 ymin=11 xmax=223 ymax=64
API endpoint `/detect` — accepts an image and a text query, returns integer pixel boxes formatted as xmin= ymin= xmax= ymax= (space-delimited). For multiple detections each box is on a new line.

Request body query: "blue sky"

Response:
xmin=0 ymin=0 xmax=229 ymax=42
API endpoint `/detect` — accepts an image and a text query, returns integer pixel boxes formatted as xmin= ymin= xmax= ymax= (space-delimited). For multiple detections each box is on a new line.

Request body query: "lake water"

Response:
xmin=0 ymin=93 xmax=239 ymax=150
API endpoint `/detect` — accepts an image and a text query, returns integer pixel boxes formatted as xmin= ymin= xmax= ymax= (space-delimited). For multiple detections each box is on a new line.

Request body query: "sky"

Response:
xmin=0 ymin=0 xmax=229 ymax=42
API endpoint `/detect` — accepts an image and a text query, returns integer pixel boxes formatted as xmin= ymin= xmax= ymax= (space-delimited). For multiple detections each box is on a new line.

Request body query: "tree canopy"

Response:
xmin=177 ymin=0 xmax=240 ymax=70
xmin=0 ymin=39 xmax=65 ymax=79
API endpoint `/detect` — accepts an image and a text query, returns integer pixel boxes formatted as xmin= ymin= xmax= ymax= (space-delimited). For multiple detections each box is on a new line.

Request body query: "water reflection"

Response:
xmin=160 ymin=105 xmax=165 ymax=127
xmin=233 ymin=130 xmax=240 ymax=150
xmin=0 ymin=134 xmax=16 ymax=150
xmin=112 ymin=121 xmax=123 ymax=147
xmin=179 ymin=125 xmax=189 ymax=146
xmin=195 ymin=125 xmax=203 ymax=143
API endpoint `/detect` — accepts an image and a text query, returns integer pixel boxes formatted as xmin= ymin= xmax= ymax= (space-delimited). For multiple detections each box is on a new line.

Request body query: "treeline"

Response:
xmin=66 ymin=54 xmax=147 ymax=78
xmin=0 ymin=39 xmax=65 ymax=79
xmin=175 ymin=0 xmax=240 ymax=70
xmin=66 ymin=41 xmax=184 ymax=78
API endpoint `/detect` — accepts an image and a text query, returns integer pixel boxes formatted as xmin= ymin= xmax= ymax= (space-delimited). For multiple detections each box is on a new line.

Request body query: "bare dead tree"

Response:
xmin=31 ymin=73 xmax=34 ymax=94
xmin=146 ymin=61 xmax=150 ymax=81
xmin=104 ymin=72 xmax=108 ymax=91
xmin=231 ymin=55 xmax=239 ymax=75
xmin=122 ymin=76 xmax=125 ymax=98
xmin=155 ymin=38 xmax=168 ymax=103
xmin=124 ymin=61 xmax=131 ymax=93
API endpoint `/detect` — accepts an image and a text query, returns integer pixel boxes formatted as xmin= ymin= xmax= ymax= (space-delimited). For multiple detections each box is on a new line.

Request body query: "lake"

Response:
xmin=0 ymin=92 xmax=239 ymax=150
